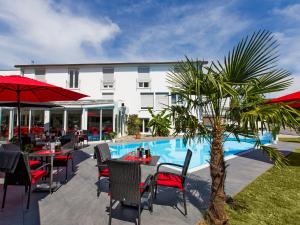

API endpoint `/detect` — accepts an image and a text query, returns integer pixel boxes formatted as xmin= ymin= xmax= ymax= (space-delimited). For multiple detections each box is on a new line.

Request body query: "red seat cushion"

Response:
xmin=30 ymin=169 xmax=48 ymax=184
xmin=29 ymin=160 xmax=41 ymax=168
xmin=140 ymin=182 xmax=146 ymax=193
xmin=99 ymin=168 xmax=109 ymax=177
xmin=54 ymin=155 xmax=73 ymax=161
xmin=156 ymin=172 xmax=184 ymax=191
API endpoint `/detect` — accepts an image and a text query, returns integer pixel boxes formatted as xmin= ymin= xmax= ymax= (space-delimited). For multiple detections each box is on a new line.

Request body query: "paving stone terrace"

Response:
xmin=0 ymin=141 xmax=299 ymax=225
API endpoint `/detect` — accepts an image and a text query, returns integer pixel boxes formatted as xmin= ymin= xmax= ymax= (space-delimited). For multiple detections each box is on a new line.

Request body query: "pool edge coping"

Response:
xmin=164 ymin=143 xmax=272 ymax=173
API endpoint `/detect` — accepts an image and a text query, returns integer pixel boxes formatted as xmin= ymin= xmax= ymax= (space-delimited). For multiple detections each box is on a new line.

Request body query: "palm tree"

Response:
xmin=167 ymin=31 xmax=300 ymax=225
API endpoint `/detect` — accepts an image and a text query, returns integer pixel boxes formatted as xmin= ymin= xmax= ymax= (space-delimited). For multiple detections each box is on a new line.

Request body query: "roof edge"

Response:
xmin=15 ymin=60 xmax=209 ymax=68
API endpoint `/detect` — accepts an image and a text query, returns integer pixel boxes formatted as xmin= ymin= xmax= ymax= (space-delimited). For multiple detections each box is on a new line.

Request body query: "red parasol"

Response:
xmin=0 ymin=75 xmax=88 ymax=142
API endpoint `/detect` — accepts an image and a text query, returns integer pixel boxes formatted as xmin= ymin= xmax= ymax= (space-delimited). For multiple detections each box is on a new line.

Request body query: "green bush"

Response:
xmin=126 ymin=114 xmax=142 ymax=135
xmin=109 ymin=131 xmax=117 ymax=139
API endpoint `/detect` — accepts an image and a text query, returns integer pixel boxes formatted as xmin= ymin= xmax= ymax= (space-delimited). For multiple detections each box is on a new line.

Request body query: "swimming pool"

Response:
xmin=110 ymin=133 xmax=273 ymax=171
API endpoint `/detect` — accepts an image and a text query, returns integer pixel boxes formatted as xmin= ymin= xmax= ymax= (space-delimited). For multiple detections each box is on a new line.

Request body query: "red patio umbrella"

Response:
xmin=270 ymin=91 xmax=300 ymax=103
xmin=0 ymin=75 xmax=88 ymax=142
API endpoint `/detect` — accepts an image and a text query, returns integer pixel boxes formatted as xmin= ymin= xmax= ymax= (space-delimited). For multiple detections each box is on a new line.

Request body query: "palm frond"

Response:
xmin=260 ymin=145 xmax=288 ymax=168
xmin=213 ymin=30 xmax=282 ymax=83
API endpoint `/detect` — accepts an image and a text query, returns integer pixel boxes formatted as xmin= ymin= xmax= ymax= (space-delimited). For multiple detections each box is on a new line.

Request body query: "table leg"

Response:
xmin=50 ymin=155 xmax=53 ymax=194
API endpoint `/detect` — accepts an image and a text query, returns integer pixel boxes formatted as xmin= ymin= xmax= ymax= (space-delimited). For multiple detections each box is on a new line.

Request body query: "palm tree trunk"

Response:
xmin=207 ymin=123 xmax=229 ymax=225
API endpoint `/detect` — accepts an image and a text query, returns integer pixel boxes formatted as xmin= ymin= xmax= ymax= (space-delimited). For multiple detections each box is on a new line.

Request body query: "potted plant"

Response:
xmin=23 ymin=143 xmax=33 ymax=153
xmin=109 ymin=131 xmax=117 ymax=142
xmin=126 ymin=114 xmax=142 ymax=139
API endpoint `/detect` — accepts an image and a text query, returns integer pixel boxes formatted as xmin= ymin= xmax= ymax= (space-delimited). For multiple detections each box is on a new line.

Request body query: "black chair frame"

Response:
xmin=94 ymin=143 xmax=111 ymax=195
xmin=1 ymin=153 xmax=50 ymax=209
xmin=153 ymin=149 xmax=192 ymax=216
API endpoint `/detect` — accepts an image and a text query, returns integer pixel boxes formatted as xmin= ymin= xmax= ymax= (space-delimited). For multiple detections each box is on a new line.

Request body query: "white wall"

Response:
xmin=21 ymin=63 xmax=174 ymax=119
xmin=0 ymin=69 xmax=21 ymax=75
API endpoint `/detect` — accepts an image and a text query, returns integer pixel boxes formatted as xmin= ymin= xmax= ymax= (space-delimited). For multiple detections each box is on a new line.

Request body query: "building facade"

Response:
xmin=0 ymin=61 xmax=206 ymax=141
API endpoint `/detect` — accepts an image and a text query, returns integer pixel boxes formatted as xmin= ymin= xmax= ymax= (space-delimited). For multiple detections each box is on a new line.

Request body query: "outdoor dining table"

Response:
xmin=29 ymin=149 xmax=72 ymax=194
xmin=121 ymin=155 xmax=160 ymax=166
xmin=120 ymin=154 xmax=160 ymax=182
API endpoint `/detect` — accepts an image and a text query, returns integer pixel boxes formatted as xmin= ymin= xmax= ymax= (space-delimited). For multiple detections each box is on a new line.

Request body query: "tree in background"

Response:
xmin=147 ymin=109 xmax=171 ymax=136
xmin=167 ymin=31 xmax=300 ymax=225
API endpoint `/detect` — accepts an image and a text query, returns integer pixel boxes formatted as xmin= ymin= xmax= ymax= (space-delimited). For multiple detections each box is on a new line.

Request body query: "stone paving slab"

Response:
xmin=0 ymin=141 xmax=299 ymax=225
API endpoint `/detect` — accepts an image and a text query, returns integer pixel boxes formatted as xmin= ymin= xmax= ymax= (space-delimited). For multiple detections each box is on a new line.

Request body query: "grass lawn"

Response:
xmin=278 ymin=137 xmax=300 ymax=143
xmin=226 ymin=148 xmax=300 ymax=225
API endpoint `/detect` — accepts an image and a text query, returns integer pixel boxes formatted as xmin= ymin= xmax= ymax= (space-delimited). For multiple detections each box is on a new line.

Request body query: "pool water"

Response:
xmin=110 ymin=134 xmax=273 ymax=170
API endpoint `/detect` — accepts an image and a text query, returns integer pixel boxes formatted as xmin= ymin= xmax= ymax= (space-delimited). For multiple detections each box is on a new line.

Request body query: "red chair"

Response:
xmin=153 ymin=149 xmax=192 ymax=216
xmin=1 ymin=151 xmax=49 ymax=209
xmin=94 ymin=143 xmax=111 ymax=196
xmin=53 ymin=152 xmax=74 ymax=182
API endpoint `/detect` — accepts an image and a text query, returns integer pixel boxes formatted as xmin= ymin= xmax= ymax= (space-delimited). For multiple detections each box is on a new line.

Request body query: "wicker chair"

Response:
xmin=153 ymin=149 xmax=192 ymax=216
xmin=94 ymin=143 xmax=111 ymax=195
xmin=107 ymin=160 xmax=153 ymax=225
xmin=53 ymin=151 xmax=74 ymax=182
xmin=0 ymin=151 xmax=49 ymax=209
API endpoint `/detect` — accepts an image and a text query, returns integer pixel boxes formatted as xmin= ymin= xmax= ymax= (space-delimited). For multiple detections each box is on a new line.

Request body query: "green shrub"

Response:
xmin=127 ymin=114 xmax=142 ymax=135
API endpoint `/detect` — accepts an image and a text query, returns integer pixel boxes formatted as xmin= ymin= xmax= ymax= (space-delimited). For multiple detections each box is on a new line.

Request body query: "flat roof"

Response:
xmin=15 ymin=60 xmax=208 ymax=68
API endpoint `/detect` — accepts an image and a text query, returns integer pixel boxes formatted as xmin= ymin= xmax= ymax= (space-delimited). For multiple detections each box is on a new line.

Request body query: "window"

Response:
xmin=171 ymin=93 xmax=183 ymax=105
xmin=137 ymin=66 xmax=150 ymax=88
xmin=102 ymin=92 xmax=114 ymax=100
xmin=141 ymin=93 xmax=154 ymax=109
xmin=35 ymin=68 xmax=46 ymax=82
xmin=103 ymin=67 xmax=114 ymax=89
xmin=138 ymin=82 xmax=149 ymax=88
xmin=69 ymin=69 xmax=79 ymax=88
xmin=139 ymin=118 xmax=150 ymax=133
xmin=138 ymin=66 xmax=150 ymax=73
xmin=155 ymin=93 xmax=169 ymax=110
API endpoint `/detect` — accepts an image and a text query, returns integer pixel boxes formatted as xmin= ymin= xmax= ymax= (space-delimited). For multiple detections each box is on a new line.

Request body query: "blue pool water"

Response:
xmin=110 ymin=134 xmax=273 ymax=170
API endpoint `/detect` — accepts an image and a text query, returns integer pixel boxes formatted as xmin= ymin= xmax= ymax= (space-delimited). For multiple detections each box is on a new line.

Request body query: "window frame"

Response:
xmin=102 ymin=67 xmax=115 ymax=89
xmin=68 ymin=68 xmax=79 ymax=89
xmin=140 ymin=93 xmax=154 ymax=109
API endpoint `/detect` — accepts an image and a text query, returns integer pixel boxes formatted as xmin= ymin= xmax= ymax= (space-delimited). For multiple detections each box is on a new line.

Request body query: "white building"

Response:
xmin=0 ymin=61 xmax=207 ymax=141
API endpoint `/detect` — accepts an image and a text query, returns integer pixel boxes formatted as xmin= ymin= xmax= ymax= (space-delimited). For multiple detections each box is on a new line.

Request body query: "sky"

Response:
xmin=0 ymin=0 xmax=299 ymax=97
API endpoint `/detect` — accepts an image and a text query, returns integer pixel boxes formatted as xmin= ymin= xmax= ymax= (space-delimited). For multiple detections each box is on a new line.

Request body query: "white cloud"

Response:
xmin=269 ymin=4 xmax=300 ymax=97
xmin=273 ymin=3 xmax=300 ymax=21
xmin=121 ymin=2 xmax=250 ymax=62
xmin=0 ymin=0 xmax=120 ymax=67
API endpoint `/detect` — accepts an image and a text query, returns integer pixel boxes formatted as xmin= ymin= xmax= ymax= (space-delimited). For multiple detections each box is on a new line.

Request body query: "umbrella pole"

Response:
xmin=17 ymin=85 xmax=21 ymax=147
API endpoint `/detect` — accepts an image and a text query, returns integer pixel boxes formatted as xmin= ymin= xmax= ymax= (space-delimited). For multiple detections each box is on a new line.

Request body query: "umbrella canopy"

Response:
xmin=0 ymin=75 xmax=88 ymax=142
xmin=270 ymin=91 xmax=300 ymax=103
xmin=0 ymin=75 xmax=87 ymax=102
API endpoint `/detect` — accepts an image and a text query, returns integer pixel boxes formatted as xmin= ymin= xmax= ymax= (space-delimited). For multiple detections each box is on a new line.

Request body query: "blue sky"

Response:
xmin=0 ymin=0 xmax=299 ymax=96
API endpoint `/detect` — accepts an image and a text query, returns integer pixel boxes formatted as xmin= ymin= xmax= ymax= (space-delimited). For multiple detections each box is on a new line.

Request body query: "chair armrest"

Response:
xmin=31 ymin=163 xmax=51 ymax=172
xmin=143 ymin=174 xmax=153 ymax=189
xmin=157 ymin=162 xmax=183 ymax=173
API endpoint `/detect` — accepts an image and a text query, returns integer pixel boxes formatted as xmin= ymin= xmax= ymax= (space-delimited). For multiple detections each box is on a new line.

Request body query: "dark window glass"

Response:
xmin=138 ymin=66 xmax=150 ymax=73
xmin=69 ymin=70 xmax=74 ymax=88
xmin=35 ymin=69 xmax=46 ymax=75
xmin=144 ymin=118 xmax=150 ymax=132
xmin=75 ymin=70 xmax=79 ymax=88
xmin=171 ymin=94 xmax=177 ymax=104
